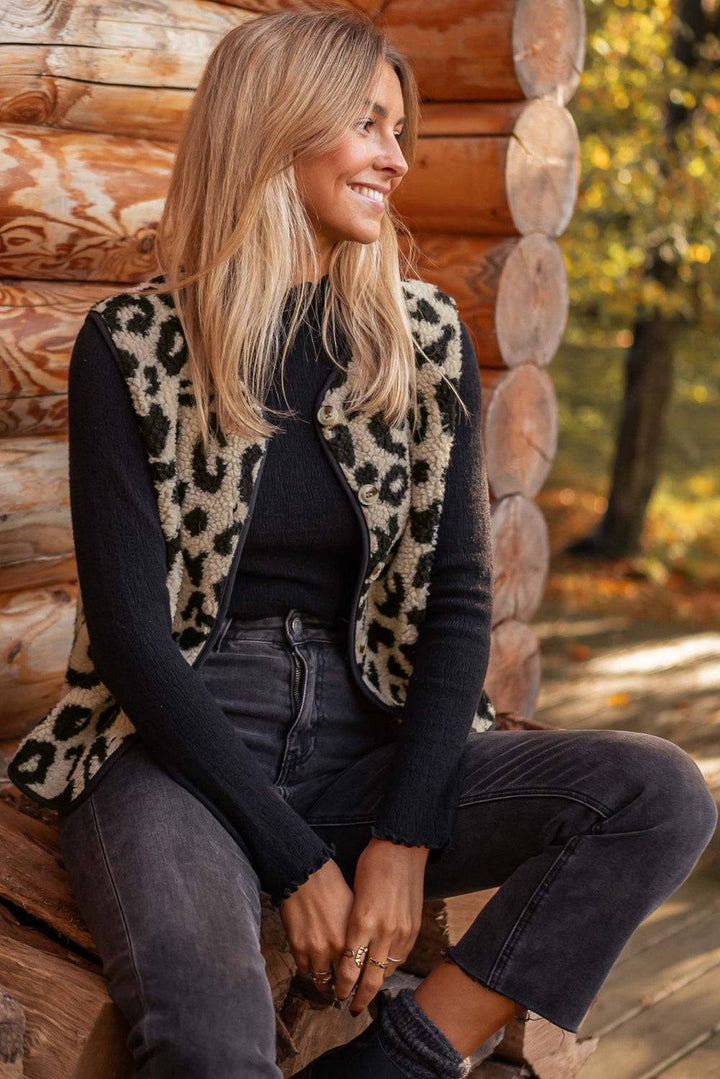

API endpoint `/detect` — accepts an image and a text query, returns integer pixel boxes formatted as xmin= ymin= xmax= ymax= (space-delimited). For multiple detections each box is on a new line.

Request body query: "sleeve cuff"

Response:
xmin=370 ymin=823 xmax=455 ymax=863
xmin=267 ymin=840 xmax=337 ymax=908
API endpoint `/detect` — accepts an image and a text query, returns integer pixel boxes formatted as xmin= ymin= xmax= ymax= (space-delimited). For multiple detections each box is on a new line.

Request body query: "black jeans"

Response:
xmin=58 ymin=608 xmax=718 ymax=1077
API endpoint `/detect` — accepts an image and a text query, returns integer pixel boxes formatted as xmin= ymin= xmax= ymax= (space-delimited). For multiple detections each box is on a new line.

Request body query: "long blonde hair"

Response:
xmin=132 ymin=4 xmax=461 ymax=449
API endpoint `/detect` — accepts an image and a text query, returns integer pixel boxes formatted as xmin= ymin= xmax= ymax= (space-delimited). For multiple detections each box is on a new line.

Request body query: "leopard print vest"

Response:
xmin=8 ymin=275 xmax=495 ymax=810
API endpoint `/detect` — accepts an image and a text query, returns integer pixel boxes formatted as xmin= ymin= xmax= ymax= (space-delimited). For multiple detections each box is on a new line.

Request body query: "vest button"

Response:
xmin=368 ymin=562 xmax=383 ymax=581
xmin=358 ymin=483 xmax=379 ymax=505
xmin=317 ymin=403 xmax=339 ymax=426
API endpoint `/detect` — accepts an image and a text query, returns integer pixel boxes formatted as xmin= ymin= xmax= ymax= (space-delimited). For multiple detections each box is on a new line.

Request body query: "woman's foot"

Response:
xmin=296 ymin=987 xmax=471 ymax=1078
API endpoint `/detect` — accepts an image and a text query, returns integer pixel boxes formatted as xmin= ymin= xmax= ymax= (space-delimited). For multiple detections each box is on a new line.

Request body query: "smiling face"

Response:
xmin=294 ymin=61 xmax=409 ymax=278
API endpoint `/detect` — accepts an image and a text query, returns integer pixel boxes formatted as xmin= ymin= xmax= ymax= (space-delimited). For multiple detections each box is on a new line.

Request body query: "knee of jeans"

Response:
xmin=128 ymin=955 xmax=278 ymax=1075
xmin=629 ymin=733 xmax=717 ymax=850
xmin=133 ymin=1012 xmax=277 ymax=1078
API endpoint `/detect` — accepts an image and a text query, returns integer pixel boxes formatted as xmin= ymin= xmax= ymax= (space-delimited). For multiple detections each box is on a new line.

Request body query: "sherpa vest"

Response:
xmin=8 ymin=275 xmax=496 ymax=811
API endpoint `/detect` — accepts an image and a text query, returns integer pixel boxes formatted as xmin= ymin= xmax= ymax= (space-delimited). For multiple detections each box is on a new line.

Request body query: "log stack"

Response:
xmin=0 ymin=0 xmax=587 ymax=1075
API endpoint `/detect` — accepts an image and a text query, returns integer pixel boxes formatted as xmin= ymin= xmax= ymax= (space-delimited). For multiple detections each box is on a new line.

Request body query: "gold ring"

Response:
xmin=368 ymin=956 xmax=388 ymax=969
xmin=342 ymin=944 xmax=369 ymax=968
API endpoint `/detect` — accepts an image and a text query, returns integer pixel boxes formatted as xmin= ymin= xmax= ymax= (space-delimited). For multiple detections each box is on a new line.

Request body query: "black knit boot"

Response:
xmin=297 ymin=988 xmax=470 ymax=1078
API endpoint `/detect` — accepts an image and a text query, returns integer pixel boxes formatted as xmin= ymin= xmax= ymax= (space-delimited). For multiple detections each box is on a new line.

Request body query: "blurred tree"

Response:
xmin=561 ymin=0 xmax=720 ymax=558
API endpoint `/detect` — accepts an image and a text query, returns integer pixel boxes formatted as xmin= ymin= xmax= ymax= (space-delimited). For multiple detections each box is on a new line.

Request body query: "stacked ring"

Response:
xmin=341 ymin=946 xmax=407 ymax=968
xmin=310 ymin=968 xmax=334 ymax=985
xmin=342 ymin=944 xmax=369 ymax=968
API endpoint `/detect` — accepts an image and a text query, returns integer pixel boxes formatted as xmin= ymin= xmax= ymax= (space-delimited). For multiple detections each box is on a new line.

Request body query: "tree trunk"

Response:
xmin=567 ymin=0 xmax=715 ymax=559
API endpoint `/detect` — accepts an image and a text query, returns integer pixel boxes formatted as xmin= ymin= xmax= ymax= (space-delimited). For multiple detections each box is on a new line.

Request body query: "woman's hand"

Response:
xmin=278 ymin=858 xmax=354 ymax=985
xmin=333 ymin=837 xmax=429 ymax=1015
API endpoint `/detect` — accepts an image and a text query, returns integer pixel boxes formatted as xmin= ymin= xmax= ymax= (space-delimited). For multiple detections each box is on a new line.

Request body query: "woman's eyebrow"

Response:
xmin=363 ymin=99 xmax=406 ymax=124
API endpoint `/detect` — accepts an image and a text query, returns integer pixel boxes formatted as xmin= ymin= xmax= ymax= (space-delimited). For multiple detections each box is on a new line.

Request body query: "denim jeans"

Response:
xmin=58 ymin=608 xmax=718 ymax=1077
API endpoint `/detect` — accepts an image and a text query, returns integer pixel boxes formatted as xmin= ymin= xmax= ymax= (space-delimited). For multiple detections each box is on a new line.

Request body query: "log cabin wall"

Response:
xmin=0 ymin=0 xmax=585 ymax=774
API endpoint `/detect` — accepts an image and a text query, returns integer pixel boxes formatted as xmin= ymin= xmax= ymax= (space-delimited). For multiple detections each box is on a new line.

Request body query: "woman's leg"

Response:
xmin=58 ymin=737 xmax=283 ymax=1079
xmin=304 ymin=726 xmax=718 ymax=1045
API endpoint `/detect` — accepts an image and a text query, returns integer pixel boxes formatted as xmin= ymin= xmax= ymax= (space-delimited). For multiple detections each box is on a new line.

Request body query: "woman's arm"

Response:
xmin=368 ymin=317 xmax=493 ymax=858
xmin=68 ymin=313 xmax=335 ymax=907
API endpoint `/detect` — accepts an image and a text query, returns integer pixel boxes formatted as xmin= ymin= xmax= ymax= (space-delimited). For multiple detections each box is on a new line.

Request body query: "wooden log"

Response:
xmin=403 ymin=232 xmax=569 ymax=370
xmin=0 ymin=898 xmax=97 ymax=976
xmin=0 ymin=932 xmax=134 ymax=1079
xmin=0 ymin=435 xmax=70 ymax=571
xmin=0 ymin=280 xmax=114 ymax=437
xmin=0 ymin=49 xmax=194 ymax=144
xmin=0 ymin=988 xmax=24 ymax=1079
xmin=491 ymin=494 xmax=550 ymax=625
xmin=471 ymin=1062 xmax=533 ymax=1078
xmin=279 ymin=987 xmax=372 ymax=1076
xmin=0 ymin=585 xmax=76 ymax=740
xmin=0 ymin=1 xmax=585 ymax=143
xmin=393 ymin=99 xmax=580 ymax=237
xmin=493 ymin=1006 xmax=598 ymax=1079
xmin=0 ymin=555 xmax=76 ymax=597
xmin=0 ymin=125 xmax=173 ymax=282
xmin=488 ymin=620 xmax=541 ymax=718
xmin=0 ymin=102 xmax=577 ymax=278
xmin=420 ymin=101 xmax=528 ymax=137
xmin=380 ymin=0 xmax=585 ymax=104
xmin=481 ymin=365 xmax=558 ymax=499
xmin=0 ymin=395 xmax=67 ymax=441
xmin=0 ymin=0 xmax=244 ymax=143
xmin=0 ymin=799 xmax=95 ymax=955
xmin=0 ymin=742 xmax=21 ymax=786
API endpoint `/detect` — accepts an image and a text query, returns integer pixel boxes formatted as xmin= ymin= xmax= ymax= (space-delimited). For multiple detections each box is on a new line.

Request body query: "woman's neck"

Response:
xmin=289 ymin=271 xmax=330 ymax=288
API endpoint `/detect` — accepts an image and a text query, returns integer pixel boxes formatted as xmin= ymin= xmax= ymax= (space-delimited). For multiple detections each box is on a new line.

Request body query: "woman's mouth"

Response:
xmin=348 ymin=184 xmax=386 ymax=212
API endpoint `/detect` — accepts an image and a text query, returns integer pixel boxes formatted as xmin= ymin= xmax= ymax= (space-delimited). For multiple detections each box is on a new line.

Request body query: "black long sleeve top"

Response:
xmin=67 ymin=281 xmax=493 ymax=905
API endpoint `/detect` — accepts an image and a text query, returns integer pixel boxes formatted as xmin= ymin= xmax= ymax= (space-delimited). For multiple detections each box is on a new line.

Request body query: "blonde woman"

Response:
xmin=10 ymin=6 xmax=716 ymax=1077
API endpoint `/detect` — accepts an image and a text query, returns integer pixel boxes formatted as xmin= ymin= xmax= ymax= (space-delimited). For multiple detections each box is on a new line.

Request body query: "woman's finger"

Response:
xmin=332 ymin=939 xmax=369 ymax=1002
xmin=293 ymin=948 xmax=312 ymax=976
xmin=305 ymin=949 xmax=336 ymax=994
xmin=349 ymin=933 xmax=395 ymax=1014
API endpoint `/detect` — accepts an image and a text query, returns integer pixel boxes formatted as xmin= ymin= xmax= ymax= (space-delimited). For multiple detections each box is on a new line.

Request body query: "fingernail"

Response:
xmin=350 ymin=1008 xmax=361 ymax=1018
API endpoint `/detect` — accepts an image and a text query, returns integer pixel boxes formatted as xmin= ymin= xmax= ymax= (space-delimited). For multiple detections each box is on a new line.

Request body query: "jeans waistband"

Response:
xmin=217 ymin=607 xmax=350 ymax=649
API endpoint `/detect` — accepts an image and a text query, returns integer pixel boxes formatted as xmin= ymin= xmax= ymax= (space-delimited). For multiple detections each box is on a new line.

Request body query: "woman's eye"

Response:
xmin=356 ymin=118 xmax=405 ymax=142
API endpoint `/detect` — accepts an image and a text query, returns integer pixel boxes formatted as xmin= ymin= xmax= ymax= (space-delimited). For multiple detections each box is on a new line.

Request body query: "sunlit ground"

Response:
xmin=524 ymin=355 xmax=720 ymax=1073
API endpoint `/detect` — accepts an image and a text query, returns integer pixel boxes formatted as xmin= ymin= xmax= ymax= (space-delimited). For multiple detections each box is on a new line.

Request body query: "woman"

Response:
xmin=8 ymin=6 xmax=717 ymax=1078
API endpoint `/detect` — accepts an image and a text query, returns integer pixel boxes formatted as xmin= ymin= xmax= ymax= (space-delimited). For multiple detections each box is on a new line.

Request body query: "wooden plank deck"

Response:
xmin=530 ymin=601 xmax=720 ymax=1077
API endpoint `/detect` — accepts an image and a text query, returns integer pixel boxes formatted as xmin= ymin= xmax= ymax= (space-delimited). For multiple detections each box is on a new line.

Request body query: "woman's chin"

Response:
xmin=339 ymin=223 xmax=382 ymax=245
